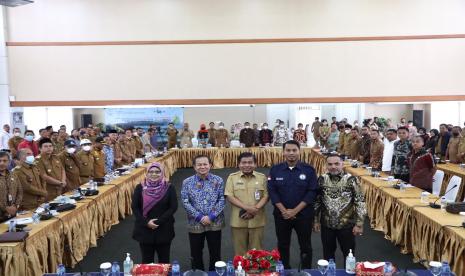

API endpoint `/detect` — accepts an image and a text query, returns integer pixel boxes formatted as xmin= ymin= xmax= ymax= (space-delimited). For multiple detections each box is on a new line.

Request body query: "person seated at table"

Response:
xmin=13 ymin=148 xmax=47 ymax=210
xmin=0 ymin=151 xmax=22 ymax=222
xmin=35 ymin=138 xmax=66 ymax=201
xmin=214 ymin=122 xmax=230 ymax=148
xmin=258 ymin=123 xmax=273 ymax=146
xmin=408 ymin=136 xmax=436 ymax=193
xmin=239 ymin=122 xmax=255 ymax=147
xmin=197 ymin=124 xmax=209 ymax=146
xmin=132 ymin=162 xmax=178 ymax=264
xmin=369 ymin=129 xmax=384 ymax=171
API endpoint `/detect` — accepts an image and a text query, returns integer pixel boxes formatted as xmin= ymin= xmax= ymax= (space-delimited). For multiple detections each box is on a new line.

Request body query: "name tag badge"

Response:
xmin=254 ymin=189 xmax=261 ymax=201
xmin=276 ymin=177 xmax=284 ymax=181
xmin=8 ymin=194 xmax=13 ymax=202
xmin=299 ymin=174 xmax=306 ymax=180
xmin=47 ymin=169 xmax=52 ymax=173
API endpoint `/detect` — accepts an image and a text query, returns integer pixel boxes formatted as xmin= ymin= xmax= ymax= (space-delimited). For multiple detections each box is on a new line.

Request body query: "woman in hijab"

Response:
xmin=132 ymin=162 xmax=178 ymax=264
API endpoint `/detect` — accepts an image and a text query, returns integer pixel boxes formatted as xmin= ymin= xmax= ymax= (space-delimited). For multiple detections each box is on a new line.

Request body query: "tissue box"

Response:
xmin=132 ymin=264 xmax=171 ymax=276
xmin=356 ymin=262 xmax=385 ymax=276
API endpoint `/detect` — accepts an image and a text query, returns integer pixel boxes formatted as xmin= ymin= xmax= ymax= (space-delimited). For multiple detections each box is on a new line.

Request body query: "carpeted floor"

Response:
xmin=70 ymin=167 xmax=423 ymax=273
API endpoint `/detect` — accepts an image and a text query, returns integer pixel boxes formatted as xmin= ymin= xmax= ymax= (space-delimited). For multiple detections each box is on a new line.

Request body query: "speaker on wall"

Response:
xmin=413 ymin=110 xmax=424 ymax=127
xmin=81 ymin=114 xmax=93 ymax=128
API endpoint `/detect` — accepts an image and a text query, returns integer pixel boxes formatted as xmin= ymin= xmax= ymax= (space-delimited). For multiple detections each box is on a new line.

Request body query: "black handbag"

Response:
xmin=445 ymin=202 xmax=465 ymax=214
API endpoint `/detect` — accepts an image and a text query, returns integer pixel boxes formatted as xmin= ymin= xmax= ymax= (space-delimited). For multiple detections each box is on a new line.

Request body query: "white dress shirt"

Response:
xmin=382 ymin=137 xmax=400 ymax=172
xmin=0 ymin=130 xmax=12 ymax=150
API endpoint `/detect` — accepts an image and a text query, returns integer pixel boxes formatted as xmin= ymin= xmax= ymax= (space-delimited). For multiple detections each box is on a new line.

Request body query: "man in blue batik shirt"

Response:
xmin=181 ymin=155 xmax=225 ymax=271
xmin=268 ymin=140 xmax=319 ymax=269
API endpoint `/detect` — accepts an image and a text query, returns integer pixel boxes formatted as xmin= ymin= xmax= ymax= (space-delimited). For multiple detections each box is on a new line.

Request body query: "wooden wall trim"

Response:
xmin=6 ymin=34 xmax=465 ymax=46
xmin=9 ymin=95 xmax=465 ymax=107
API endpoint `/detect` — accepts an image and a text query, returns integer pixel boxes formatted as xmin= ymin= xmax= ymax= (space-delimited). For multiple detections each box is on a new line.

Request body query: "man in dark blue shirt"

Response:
xmin=268 ymin=140 xmax=318 ymax=269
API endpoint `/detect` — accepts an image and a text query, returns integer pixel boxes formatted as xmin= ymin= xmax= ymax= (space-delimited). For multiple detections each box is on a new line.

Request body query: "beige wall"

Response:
xmin=6 ymin=0 xmax=465 ymax=103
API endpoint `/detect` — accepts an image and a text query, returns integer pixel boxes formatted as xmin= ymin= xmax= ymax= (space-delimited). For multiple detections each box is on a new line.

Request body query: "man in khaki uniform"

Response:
xmin=59 ymin=140 xmax=81 ymax=191
xmin=13 ymin=148 xmax=47 ymax=210
xmin=0 ymin=151 xmax=22 ymax=221
xmin=51 ymin=131 xmax=65 ymax=154
xmin=457 ymin=134 xmax=465 ymax=163
xmin=93 ymin=137 xmax=106 ymax=178
xmin=76 ymin=139 xmax=95 ymax=184
xmin=207 ymin=122 xmax=217 ymax=146
xmin=214 ymin=122 xmax=230 ymax=147
xmin=342 ymin=125 xmax=353 ymax=156
xmin=224 ymin=152 xmax=269 ymax=255
xmin=369 ymin=129 xmax=384 ymax=171
xmin=446 ymin=126 xmax=462 ymax=163
xmin=8 ymin=128 xmax=23 ymax=159
xmin=119 ymin=130 xmax=136 ymax=165
xmin=36 ymin=138 xmax=67 ymax=201
xmin=133 ymin=128 xmax=145 ymax=157
xmin=346 ymin=129 xmax=361 ymax=160
xmin=311 ymin=117 xmax=322 ymax=147
xmin=166 ymin=123 xmax=178 ymax=149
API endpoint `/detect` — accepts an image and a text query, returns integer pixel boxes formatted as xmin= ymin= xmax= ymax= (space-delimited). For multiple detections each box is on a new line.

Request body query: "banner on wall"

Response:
xmin=104 ymin=107 xmax=184 ymax=146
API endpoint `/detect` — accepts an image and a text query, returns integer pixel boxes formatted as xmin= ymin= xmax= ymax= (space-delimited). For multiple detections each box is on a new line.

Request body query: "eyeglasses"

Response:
xmin=147 ymin=171 xmax=161 ymax=175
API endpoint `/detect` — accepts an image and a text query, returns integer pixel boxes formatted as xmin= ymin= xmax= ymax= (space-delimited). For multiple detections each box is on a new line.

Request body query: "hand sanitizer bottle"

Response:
xmin=345 ymin=249 xmax=356 ymax=274
xmin=123 ymin=253 xmax=133 ymax=275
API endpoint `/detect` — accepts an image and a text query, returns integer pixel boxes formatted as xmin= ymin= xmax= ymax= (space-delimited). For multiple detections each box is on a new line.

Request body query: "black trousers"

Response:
xmin=188 ymin=230 xmax=222 ymax=271
xmin=274 ymin=216 xmax=313 ymax=269
xmin=321 ymin=226 xmax=355 ymax=266
xmin=394 ymin=174 xmax=410 ymax=183
xmin=139 ymin=243 xmax=171 ymax=264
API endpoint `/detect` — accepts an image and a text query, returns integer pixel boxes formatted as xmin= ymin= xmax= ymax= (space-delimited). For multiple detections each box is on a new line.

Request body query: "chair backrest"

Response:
xmin=432 ymin=170 xmax=445 ymax=196
xmin=444 ymin=175 xmax=462 ymax=202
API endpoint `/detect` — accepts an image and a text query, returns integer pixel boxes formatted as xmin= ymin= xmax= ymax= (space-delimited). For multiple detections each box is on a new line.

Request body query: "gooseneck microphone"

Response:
xmin=429 ymin=184 xmax=457 ymax=209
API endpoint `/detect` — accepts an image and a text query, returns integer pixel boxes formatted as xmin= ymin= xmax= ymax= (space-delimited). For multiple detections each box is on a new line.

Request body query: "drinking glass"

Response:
xmin=215 ymin=261 xmax=226 ymax=276
xmin=317 ymin=259 xmax=328 ymax=275
xmin=429 ymin=261 xmax=442 ymax=276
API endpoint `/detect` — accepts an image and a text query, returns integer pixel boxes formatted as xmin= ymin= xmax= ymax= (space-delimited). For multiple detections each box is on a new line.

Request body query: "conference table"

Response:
xmin=1 ymin=147 xmax=465 ymax=276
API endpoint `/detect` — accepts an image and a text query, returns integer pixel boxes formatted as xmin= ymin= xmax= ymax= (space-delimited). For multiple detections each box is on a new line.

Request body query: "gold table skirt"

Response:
xmin=3 ymin=148 xmax=464 ymax=275
xmin=345 ymin=165 xmax=465 ymax=275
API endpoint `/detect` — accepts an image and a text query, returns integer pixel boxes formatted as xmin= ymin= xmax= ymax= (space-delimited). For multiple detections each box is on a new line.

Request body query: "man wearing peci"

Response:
xmin=268 ymin=140 xmax=319 ymax=269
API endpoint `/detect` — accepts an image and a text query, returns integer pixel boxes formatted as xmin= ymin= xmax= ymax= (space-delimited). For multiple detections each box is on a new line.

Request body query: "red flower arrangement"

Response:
xmin=233 ymin=249 xmax=281 ymax=273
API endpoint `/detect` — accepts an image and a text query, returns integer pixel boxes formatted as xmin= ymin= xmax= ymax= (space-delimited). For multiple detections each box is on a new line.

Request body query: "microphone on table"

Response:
xmin=429 ymin=184 xmax=457 ymax=209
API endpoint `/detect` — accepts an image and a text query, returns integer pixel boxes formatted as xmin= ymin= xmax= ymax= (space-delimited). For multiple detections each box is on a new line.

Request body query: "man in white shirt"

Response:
xmin=382 ymin=128 xmax=399 ymax=173
xmin=0 ymin=124 xmax=12 ymax=150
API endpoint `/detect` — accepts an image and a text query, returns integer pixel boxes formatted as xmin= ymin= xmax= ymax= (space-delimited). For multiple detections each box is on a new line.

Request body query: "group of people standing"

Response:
xmin=0 ymin=124 xmax=151 ymax=221
xmin=131 ymin=140 xmax=366 ymax=270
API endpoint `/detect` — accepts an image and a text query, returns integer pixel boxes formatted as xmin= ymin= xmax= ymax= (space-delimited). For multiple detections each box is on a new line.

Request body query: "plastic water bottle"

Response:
xmin=345 ymin=249 xmax=356 ymax=274
xmin=8 ymin=220 xmax=16 ymax=232
xmin=57 ymin=264 xmax=66 ymax=276
xmin=172 ymin=260 xmax=180 ymax=276
xmin=227 ymin=261 xmax=235 ymax=276
xmin=111 ymin=261 xmax=120 ymax=275
xmin=441 ymin=261 xmax=452 ymax=276
xmin=275 ymin=260 xmax=284 ymax=275
xmin=327 ymin=259 xmax=336 ymax=276
xmin=235 ymin=262 xmax=246 ymax=276
xmin=123 ymin=253 xmax=133 ymax=275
